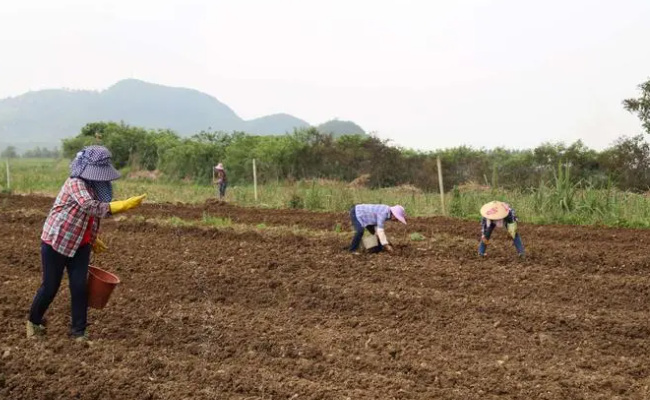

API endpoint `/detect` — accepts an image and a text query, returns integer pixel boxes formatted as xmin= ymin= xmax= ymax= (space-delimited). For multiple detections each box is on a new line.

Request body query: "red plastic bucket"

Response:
xmin=87 ymin=266 xmax=120 ymax=309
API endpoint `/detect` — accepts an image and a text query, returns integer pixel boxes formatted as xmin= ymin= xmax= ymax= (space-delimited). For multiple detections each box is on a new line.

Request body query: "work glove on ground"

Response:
xmin=110 ymin=194 xmax=147 ymax=215
xmin=92 ymin=237 xmax=108 ymax=254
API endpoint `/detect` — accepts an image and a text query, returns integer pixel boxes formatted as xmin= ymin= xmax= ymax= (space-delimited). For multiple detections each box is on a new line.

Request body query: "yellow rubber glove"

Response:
xmin=507 ymin=221 xmax=518 ymax=239
xmin=110 ymin=194 xmax=147 ymax=215
xmin=92 ymin=237 xmax=109 ymax=253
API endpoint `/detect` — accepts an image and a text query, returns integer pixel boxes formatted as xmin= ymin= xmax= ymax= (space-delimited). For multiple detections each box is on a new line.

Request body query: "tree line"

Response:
xmin=0 ymin=146 xmax=61 ymax=159
xmin=59 ymin=121 xmax=650 ymax=193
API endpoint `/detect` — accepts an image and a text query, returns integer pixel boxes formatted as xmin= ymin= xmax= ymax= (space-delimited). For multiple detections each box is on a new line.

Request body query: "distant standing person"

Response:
xmin=349 ymin=204 xmax=407 ymax=253
xmin=478 ymin=201 xmax=525 ymax=258
xmin=214 ymin=163 xmax=227 ymax=200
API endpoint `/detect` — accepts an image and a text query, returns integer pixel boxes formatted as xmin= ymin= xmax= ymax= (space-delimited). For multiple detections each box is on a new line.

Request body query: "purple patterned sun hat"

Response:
xmin=390 ymin=205 xmax=407 ymax=224
xmin=69 ymin=145 xmax=121 ymax=182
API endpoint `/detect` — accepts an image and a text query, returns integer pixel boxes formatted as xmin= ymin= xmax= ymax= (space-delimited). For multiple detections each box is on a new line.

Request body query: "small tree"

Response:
xmin=623 ymin=78 xmax=650 ymax=134
xmin=599 ymin=135 xmax=650 ymax=192
xmin=1 ymin=146 xmax=18 ymax=159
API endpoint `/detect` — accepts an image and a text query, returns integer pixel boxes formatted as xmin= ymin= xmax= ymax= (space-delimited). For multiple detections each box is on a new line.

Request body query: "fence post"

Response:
xmin=253 ymin=159 xmax=258 ymax=202
xmin=437 ymin=156 xmax=445 ymax=215
xmin=5 ymin=159 xmax=10 ymax=190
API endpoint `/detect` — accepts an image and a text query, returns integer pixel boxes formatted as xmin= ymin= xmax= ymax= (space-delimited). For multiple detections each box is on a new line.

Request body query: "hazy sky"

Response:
xmin=1 ymin=0 xmax=649 ymax=150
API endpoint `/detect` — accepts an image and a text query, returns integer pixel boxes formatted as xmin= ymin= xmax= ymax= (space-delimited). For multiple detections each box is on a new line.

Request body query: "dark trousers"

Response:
xmin=349 ymin=207 xmax=383 ymax=252
xmin=29 ymin=242 xmax=90 ymax=336
xmin=218 ymin=182 xmax=227 ymax=199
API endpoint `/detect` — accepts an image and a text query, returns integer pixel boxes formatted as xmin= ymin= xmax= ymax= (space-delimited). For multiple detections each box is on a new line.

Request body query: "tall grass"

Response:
xmin=448 ymin=163 xmax=650 ymax=228
xmin=4 ymin=158 xmax=650 ymax=228
xmin=0 ymin=158 xmax=69 ymax=194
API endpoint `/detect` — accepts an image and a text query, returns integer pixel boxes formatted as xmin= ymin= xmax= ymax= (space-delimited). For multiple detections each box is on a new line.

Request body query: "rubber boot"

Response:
xmin=478 ymin=241 xmax=488 ymax=256
xmin=513 ymin=234 xmax=525 ymax=257
xmin=72 ymin=332 xmax=90 ymax=342
xmin=26 ymin=321 xmax=46 ymax=339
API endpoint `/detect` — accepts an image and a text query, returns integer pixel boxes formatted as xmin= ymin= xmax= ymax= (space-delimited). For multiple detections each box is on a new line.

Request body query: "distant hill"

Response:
xmin=317 ymin=119 xmax=366 ymax=136
xmin=0 ymin=79 xmax=365 ymax=151
xmin=244 ymin=113 xmax=310 ymax=135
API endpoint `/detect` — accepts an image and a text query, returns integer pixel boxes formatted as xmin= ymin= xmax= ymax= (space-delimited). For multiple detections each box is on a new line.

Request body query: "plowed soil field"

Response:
xmin=1 ymin=194 xmax=650 ymax=399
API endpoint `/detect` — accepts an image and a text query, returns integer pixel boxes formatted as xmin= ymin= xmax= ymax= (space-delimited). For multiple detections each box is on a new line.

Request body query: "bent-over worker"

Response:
xmin=478 ymin=201 xmax=525 ymax=258
xmin=349 ymin=204 xmax=407 ymax=253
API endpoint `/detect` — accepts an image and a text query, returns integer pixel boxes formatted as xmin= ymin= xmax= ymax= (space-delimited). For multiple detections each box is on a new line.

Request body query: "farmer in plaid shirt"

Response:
xmin=27 ymin=146 xmax=146 ymax=341
xmin=349 ymin=204 xmax=407 ymax=253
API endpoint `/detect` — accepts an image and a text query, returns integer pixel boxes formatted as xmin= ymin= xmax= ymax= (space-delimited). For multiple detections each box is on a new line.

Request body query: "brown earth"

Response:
xmin=1 ymin=194 xmax=650 ymax=399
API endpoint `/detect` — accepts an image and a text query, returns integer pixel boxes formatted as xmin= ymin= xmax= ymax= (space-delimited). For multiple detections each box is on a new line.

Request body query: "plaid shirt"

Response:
xmin=354 ymin=204 xmax=392 ymax=228
xmin=216 ymin=169 xmax=227 ymax=183
xmin=41 ymin=178 xmax=111 ymax=257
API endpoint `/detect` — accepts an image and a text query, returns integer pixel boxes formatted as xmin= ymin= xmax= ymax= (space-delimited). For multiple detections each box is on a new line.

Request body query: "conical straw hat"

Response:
xmin=480 ymin=201 xmax=510 ymax=220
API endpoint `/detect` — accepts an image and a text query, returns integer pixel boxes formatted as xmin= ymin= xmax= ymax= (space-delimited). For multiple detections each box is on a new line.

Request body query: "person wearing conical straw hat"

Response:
xmin=27 ymin=146 xmax=147 ymax=341
xmin=478 ymin=201 xmax=525 ymax=258
xmin=348 ymin=204 xmax=407 ymax=253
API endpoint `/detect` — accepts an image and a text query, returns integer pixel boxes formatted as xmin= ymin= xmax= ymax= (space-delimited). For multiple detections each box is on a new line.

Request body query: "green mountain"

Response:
xmin=317 ymin=119 xmax=366 ymax=136
xmin=0 ymin=79 xmax=365 ymax=151
xmin=244 ymin=113 xmax=310 ymax=136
